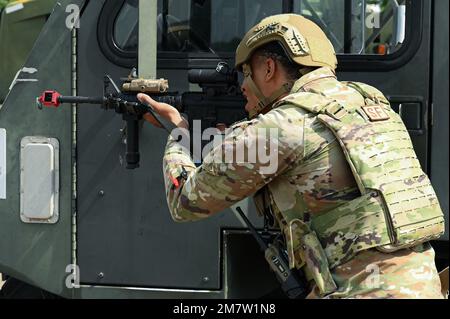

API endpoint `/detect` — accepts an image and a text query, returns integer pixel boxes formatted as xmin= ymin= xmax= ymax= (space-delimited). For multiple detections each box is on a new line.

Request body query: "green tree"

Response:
xmin=367 ymin=0 xmax=390 ymax=11
xmin=0 ymin=0 xmax=13 ymax=10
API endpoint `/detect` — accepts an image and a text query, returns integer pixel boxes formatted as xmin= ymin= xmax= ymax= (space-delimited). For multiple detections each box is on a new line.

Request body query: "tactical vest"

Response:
xmin=267 ymin=81 xmax=445 ymax=296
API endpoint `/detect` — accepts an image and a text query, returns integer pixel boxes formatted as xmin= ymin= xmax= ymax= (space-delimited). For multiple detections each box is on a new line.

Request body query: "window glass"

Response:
xmin=293 ymin=0 xmax=407 ymax=55
xmin=114 ymin=0 xmax=138 ymax=51
xmin=114 ymin=0 xmax=282 ymax=54
xmin=208 ymin=0 xmax=283 ymax=52
xmin=113 ymin=0 xmax=407 ymax=56
xmin=156 ymin=0 xmax=282 ymax=53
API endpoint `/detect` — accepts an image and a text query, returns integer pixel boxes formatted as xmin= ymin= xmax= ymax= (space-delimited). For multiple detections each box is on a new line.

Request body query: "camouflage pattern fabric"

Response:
xmin=439 ymin=267 xmax=449 ymax=298
xmin=307 ymin=244 xmax=444 ymax=299
xmin=162 ymin=67 xmax=443 ymax=298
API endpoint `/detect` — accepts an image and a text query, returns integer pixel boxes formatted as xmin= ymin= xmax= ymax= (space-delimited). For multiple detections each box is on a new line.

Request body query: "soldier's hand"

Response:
xmin=137 ymin=93 xmax=188 ymax=129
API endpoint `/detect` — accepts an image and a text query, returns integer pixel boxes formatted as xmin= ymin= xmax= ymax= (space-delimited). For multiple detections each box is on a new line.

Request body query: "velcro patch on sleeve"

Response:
xmin=362 ymin=105 xmax=390 ymax=121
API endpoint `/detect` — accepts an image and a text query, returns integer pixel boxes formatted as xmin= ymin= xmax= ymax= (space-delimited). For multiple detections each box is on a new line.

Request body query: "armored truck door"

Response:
xmin=75 ymin=0 xmax=286 ymax=298
xmin=0 ymin=0 xmax=85 ymax=298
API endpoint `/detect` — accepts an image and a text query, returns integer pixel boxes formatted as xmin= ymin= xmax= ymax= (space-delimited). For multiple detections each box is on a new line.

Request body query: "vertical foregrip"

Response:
xmin=126 ymin=119 xmax=140 ymax=169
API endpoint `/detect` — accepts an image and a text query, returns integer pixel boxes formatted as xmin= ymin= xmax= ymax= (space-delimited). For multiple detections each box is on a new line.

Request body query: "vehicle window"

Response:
xmin=114 ymin=0 xmax=138 ymax=51
xmin=114 ymin=0 xmax=283 ymax=54
xmin=113 ymin=0 xmax=409 ymax=56
xmin=293 ymin=0 xmax=408 ymax=55
xmin=157 ymin=0 xmax=283 ymax=53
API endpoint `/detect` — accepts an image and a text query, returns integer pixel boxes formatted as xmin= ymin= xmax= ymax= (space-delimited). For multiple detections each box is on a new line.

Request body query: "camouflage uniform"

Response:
xmin=162 ymin=67 xmax=444 ymax=299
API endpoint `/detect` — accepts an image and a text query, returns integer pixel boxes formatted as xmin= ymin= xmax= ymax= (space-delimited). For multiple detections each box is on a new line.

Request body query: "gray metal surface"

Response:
xmin=0 ymin=0 xmax=84 ymax=298
xmin=0 ymin=0 xmax=445 ymax=299
xmin=74 ymin=284 xmax=224 ymax=299
xmin=223 ymin=231 xmax=280 ymax=299
xmin=76 ymin=0 xmax=253 ymax=290
xmin=0 ymin=0 xmax=57 ymax=102
xmin=20 ymin=136 xmax=59 ymax=224
xmin=0 ymin=128 xmax=5 ymax=199
xmin=430 ymin=0 xmax=449 ymax=240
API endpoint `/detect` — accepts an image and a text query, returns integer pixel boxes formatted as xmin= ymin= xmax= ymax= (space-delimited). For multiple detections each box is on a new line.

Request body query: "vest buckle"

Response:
xmin=325 ymin=103 xmax=347 ymax=120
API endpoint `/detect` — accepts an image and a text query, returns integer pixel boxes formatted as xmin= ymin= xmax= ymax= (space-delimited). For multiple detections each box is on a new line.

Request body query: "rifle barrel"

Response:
xmin=58 ymin=96 xmax=105 ymax=105
xmin=57 ymin=94 xmax=183 ymax=111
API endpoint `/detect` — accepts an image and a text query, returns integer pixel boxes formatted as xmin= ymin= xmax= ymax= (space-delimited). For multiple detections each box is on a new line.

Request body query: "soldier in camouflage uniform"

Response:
xmin=138 ymin=14 xmax=445 ymax=299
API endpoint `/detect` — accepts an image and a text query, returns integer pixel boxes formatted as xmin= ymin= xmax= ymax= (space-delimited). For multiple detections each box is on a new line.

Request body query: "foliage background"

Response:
xmin=0 ymin=0 xmax=14 ymax=10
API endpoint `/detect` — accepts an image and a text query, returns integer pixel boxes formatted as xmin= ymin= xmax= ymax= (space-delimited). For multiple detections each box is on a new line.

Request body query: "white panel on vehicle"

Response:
xmin=20 ymin=137 xmax=59 ymax=224
xmin=0 ymin=129 xmax=6 ymax=199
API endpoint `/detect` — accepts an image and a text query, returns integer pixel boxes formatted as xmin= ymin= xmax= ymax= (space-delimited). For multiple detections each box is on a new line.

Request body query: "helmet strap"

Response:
xmin=243 ymin=63 xmax=292 ymax=119
xmin=299 ymin=67 xmax=315 ymax=76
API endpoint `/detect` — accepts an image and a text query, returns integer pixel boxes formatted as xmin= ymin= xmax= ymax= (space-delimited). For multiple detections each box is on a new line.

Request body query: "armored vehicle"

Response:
xmin=0 ymin=0 xmax=56 ymax=102
xmin=0 ymin=0 xmax=448 ymax=298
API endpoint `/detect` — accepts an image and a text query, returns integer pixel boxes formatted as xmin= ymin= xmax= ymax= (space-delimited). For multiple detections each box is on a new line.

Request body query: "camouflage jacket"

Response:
xmin=162 ymin=67 xmax=444 ymax=298
xmin=163 ymin=67 xmax=358 ymax=222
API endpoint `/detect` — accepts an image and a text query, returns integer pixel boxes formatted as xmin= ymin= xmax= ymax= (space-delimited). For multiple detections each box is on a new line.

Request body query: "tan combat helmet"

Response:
xmin=235 ymin=14 xmax=337 ymax=118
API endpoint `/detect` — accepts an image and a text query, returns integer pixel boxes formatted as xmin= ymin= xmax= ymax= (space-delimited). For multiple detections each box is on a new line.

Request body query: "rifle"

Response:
xmin=233 ymin=206 xmax=308 ymax=299
xmin=37 ymin=62 xmax=246 ymax=169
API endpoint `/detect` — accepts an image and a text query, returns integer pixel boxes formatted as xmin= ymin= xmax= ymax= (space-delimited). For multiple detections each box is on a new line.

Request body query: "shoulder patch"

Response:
xmin=361 ymin=105 xmax=390 ymax=121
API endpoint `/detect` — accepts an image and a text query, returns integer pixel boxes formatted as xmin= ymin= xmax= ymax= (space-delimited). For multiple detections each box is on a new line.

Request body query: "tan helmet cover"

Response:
xmin=235 ymin=14 xmax=337 ymax=71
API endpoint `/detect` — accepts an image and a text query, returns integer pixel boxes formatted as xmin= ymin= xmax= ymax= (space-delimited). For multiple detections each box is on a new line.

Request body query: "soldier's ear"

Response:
xmin=265 ymin=58 xmax=276 ymax=81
